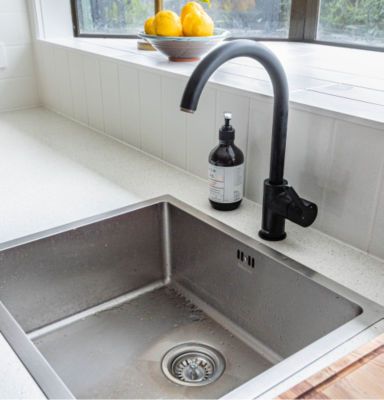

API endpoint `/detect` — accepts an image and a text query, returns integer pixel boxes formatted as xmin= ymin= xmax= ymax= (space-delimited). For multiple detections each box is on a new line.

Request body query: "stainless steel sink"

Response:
xmin=1 ymin=196 xmax=383 ymax=399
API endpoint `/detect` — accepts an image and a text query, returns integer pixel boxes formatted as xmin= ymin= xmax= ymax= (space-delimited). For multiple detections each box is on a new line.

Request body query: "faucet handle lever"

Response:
xmin=285 ymin=185 xmax=302 ymax=207
xmin=259 ymin=179 xmax=318 ymax=240
xmin=284 ymin=185 xmax=318 ymax=227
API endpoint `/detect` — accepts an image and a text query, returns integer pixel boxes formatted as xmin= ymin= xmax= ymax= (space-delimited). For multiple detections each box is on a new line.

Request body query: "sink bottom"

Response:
xmin=32 ymin=286 xmax=272 ymax=399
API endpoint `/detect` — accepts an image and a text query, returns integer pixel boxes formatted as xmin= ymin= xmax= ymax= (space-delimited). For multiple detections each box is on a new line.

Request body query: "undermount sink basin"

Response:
xmin=1 ymin=196 xmax=383 ymax=399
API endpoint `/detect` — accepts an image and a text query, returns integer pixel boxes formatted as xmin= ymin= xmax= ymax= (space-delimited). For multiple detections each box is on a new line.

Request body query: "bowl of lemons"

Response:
xmin=139 ymin=2 xmax=230 ymax=62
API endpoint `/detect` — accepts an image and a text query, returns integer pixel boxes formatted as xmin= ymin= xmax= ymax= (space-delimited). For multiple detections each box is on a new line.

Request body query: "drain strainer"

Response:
xmin=161 ymin=343 xmax=225 ymax=387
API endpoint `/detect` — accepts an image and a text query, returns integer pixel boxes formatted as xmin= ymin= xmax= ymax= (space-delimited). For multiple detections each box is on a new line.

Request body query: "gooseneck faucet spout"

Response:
xmin=180 ymin=40 xmax=317 ymax=240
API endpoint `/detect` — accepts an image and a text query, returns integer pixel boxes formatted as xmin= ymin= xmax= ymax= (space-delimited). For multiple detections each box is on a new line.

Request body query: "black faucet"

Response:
xmin=180 ymin=40 xmax=317 ymax=241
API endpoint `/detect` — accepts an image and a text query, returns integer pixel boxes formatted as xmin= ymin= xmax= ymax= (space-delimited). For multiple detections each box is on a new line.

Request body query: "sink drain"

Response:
xmin=161 ymin=343 xmax=225 ymax=386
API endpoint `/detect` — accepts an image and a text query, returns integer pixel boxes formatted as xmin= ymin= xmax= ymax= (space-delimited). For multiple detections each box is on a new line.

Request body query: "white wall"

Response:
xmin=0 ymin=0 xmax=39 ymax=111
xmin=34 ymin=40 xmax=384 ymax=260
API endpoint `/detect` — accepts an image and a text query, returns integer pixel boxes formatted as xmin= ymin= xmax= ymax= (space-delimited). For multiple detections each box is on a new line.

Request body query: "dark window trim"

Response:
xmin=70 ymin=0 xmax=384 ymax=53
xmin=70 ymin=0 xmax=81 ymax=37
xmin=301 ymin=39 xmax=384 ymax=53
xmin=289 ymin=0 xmax=320 ymax=40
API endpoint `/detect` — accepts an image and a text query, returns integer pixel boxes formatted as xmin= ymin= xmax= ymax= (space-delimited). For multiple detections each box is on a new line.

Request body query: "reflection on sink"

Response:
xmin=0 ymin=196 xmax=383 ymax=399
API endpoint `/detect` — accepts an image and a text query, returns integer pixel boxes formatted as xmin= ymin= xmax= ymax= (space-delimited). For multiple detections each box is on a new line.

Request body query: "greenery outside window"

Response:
xmin=318 ymin=0 xmax=384 ymax=47
xmin=71 ymin=0 xmax=384 ymax=51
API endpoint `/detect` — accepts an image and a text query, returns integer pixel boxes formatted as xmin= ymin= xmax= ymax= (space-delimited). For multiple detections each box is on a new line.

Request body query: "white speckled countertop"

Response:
xmin=1 ymin=107 xmax=384 ymax=398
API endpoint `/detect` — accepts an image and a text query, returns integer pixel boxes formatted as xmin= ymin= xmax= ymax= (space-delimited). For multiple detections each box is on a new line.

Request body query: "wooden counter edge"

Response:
xmin=278 ymin=332 xmax=384 ymax=399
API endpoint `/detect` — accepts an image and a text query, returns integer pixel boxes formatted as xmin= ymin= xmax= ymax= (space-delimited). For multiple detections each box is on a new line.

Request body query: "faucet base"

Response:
xmin=258 ymin=229 xmax=287 ymax=241
xmin=259 ymin=179 xmax=288 ymax=241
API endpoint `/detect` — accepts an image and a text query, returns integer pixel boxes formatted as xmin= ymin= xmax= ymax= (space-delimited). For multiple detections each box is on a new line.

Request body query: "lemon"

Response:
xmin=182 ymin=10 xmax=214 ymax=36
xmin=153 ymin=10 xmax=183 ymax=37
xmin=180 ymin=1 xmax=204 ymax=24
xmin=144 ymin=16 xmax=156 ymax=35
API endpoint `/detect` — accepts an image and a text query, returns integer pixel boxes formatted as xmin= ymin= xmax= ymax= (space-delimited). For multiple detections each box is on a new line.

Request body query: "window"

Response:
xmin=73 ymin=0 xmax=154 ymax=35
xmin=318 ymin=0 xmax=384 ymax=47
xmin=71 ymin=0 xmax=384 ymax=50
xmin=165 ymin=0 xmax=291 ymax=38
xmin=72 ymin=0 xmax=291 ymax=37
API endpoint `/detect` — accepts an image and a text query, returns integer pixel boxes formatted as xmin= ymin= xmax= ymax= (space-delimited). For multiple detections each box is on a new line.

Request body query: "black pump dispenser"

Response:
xmin=219 ymin=112 xmax=235 ymax=141
xmin=208 ymin=112 xmax=245 ymax=211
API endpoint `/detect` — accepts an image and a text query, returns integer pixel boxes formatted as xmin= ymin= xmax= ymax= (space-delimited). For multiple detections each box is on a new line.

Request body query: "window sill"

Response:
xmin=38 ymin=37 xmax=384 ymax=129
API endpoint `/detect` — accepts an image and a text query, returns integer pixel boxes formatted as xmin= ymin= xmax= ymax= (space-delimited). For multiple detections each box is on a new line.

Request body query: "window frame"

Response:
xmin=70 ymin=0 xmax=384 ymax=52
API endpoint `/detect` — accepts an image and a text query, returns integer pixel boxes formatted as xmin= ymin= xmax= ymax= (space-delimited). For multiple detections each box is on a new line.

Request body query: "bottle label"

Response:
xmin=208 ymin=164 xmax=244 ymax=204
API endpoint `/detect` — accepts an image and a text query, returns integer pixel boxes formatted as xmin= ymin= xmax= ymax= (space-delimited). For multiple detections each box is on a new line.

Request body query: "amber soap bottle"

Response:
xmin=208 ymin=112 xmax=245 ymax=211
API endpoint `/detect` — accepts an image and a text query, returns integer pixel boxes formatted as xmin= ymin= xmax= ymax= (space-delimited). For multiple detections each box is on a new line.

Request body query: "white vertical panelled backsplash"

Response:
xmin=68 ymin=51 xmax=88 ymax=125
xmin=161 ymin=76 xmax=188 ymax=169
xmin=285 ymin=108 xmax=335 ymax=230
xmin=369 ymin=165 xmax=384 ymax=259
xmin=139 ymin=69 xmax=163 ymax=158
xmin=319 ymin=120 xmax=384 ymax=250
xmin=35 ymin=41 xmax=384 ymax=259
xmin=119 ymin=64 xmax=141 ymax=149
xmin=36 ymin=42 xmax=55 ymax=106
xmin=0 ymin=0 xmax=39 ymax=111
xmin=186 ymin=87 xmax=216 ymax=179
xmin=53 ymin=47 xmax=73 ymax=118
xmin=83 ymin=55 xmax=104 ymax=132
xmin=245 ymin=98 xmax=272 ymax=204
xmin=100 ymin=60 xmax=122 ymax=139
xmin=119 ymin=64 xmax=141 ymax=148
